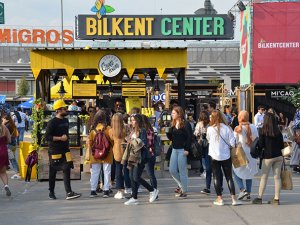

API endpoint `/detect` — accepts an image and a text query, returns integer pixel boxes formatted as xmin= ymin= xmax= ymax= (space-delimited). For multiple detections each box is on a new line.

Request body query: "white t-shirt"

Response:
xmin=207 ymin=123 xmax=236 ymax=161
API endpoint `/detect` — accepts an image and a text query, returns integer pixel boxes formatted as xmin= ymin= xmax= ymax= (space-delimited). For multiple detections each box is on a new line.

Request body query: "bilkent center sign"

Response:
xmin=77 ymin=15 xmax=234 ymax=40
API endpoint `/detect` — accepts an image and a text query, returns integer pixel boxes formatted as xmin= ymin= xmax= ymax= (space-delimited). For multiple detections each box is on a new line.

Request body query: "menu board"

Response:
xmin=72 ymin=81 xmax=97 ymax=99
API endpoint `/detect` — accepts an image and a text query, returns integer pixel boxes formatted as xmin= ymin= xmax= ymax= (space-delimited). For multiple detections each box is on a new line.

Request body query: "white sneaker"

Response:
xmin=11 ymin=174 xmax=21 ymax=180
xmin=149 ymin=189 xmax=159 ymax=203
xmin=124 ymin=188 xmax=132 ymax=194
xmin=114 ymin=191 xmax=125 ymax=199
xmin=124 ymin=197 xmax=139 ymax=205
xmin=237 ymin=191 xmax=248 ymax=200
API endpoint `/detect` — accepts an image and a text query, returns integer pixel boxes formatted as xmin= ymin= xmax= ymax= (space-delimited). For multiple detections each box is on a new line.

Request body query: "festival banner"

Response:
xmin=253 ymin=2 xmax=300 ymax=84
xmin=240 ymin=5 xmax=251 ymax=86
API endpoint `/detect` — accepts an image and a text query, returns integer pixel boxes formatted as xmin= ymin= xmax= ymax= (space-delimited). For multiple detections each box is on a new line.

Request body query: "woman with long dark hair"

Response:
xmin=141 ymin=114 xmax=158 ymax=192
xmin=124 ymin=114 xmax=158 ymax=205
xmin=0 ymin=115 xmax=12 ymax=196
xmin=167 ymin=106 xmax=192 ymax=198
xmin=86 ymin=110 xmax=113 ymax=198
xmin=194 ymin=110 xmax=211 ymax=194
xmin=253 ymin=112 xmax=284 ymax=205
xmin=2 ymin=114 xmax=20 ymax=179
xmin=207 ymin=110 xmax=241 ymax=206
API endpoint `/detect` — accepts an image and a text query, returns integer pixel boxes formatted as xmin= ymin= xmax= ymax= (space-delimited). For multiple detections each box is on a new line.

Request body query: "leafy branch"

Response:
xmin=30 ymin=98 xmax=45 ymax=150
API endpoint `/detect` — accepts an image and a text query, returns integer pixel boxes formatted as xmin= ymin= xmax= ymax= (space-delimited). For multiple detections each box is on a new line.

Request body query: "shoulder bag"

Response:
xmin=281 ymin=158 xmax=293 ymax=190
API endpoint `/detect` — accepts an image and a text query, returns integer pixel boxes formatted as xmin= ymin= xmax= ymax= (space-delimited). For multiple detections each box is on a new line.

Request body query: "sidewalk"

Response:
xmin=1 ymin=168 xmax=300 ymax=225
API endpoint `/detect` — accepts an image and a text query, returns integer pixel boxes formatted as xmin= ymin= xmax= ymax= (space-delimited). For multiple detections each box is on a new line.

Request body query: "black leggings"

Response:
xmin=211 ymin=158 xmax=235 ymax=196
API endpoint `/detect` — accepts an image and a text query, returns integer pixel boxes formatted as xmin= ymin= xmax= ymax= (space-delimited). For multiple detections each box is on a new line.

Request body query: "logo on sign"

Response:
xmin=99 ymin=55 xmax=122 ymax=77
xmin=91 ymin=0 xmax=115 ymax=19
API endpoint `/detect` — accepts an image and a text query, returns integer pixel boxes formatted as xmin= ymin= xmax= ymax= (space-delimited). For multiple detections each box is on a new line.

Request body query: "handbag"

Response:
xmin=281 ymin=142 xmax=292 ymax=157
xmin=190 ymin=136 xmax=202 ymax=160
xmin=281 ymin=159 xmax=293 ymax=190
xmin=218 ymin=129 xmax=248 ymax=168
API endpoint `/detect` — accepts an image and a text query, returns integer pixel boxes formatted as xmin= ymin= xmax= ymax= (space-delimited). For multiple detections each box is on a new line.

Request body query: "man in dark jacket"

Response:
xmin=45 ymin=99 xmax=81 ymax=200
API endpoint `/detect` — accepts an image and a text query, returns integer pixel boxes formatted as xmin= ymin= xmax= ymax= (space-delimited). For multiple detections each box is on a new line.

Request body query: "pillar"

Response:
xmin=177 ymin=68 xmax=186 ymax=109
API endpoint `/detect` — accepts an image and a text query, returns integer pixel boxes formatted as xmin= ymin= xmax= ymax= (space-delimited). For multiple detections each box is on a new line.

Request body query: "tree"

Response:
xmin=17 ymin=75 xmax=30 ymax=97
xmin=286 ymin=84 xmax=300 ymax=108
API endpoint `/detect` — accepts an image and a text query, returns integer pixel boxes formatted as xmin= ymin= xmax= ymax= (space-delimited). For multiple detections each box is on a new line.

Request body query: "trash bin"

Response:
xmin=19 ymin=142 xmax=37 ymax=180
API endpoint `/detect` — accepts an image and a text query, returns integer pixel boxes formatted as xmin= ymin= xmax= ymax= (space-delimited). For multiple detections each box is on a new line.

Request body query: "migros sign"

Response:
xmin=77 ymin=1 xmax=234 ymax=40
xmin=0 ymin=28 xmax=74 ymax=45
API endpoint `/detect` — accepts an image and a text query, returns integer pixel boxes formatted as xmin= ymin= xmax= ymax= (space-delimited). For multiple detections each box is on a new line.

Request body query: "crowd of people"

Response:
xmin=1 ymin=99 xmax=300 ymax=207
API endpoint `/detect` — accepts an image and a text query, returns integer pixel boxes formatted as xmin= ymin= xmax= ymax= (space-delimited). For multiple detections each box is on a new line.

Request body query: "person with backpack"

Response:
xmin=233 ymin=111 xmax=259 ymax=201
xmin=167 ymin=106 xmax=193 ymax=199
xmin=45 ymin=99 xmax=81 ymax=200
xmin=0 ymin=114 xmax=12 ymax=197
xmin=194 ymin=110 xmax=211 ymax=195
xmin=123 ymin=114 xmax=159 ymax=205
xmin=110 ymin=113 xmax=127 ymax=200
xmin=252 ymin=113 xmax=284 ymax=205
xmin=2 ymin=114 xmax=21 ymax=180
xmin=141 ymin=115 xmax=158 ymax=193
xmin=86 ymin=110 xmax=113 ymax=198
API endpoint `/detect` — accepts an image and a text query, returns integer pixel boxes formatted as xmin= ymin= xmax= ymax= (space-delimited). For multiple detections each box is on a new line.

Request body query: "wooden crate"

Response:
xmin=37 ymin=147 xmax=81 ymax=181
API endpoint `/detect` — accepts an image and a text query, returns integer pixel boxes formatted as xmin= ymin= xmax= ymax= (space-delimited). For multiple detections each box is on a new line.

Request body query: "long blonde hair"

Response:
xmin=234 ymin=110 xmax=252 ymax=146
xmin=209 ymin=110 xmax=227 ymax=137
xmin=111 ymin=113 xmax=125 ymax=139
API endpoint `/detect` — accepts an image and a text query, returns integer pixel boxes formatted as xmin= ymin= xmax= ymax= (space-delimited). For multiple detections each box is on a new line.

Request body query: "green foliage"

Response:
xmin=30 ymin=98 xmax=45 ymax=150
xmin=285 ymin=85 xmax=300 ymax=108
xmin=17 ymin=75 xmax=30 ymax=97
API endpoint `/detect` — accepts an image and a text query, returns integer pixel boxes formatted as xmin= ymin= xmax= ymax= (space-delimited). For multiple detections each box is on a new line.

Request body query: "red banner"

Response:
xmin=253 ymin=2 xmax=300 ymax=84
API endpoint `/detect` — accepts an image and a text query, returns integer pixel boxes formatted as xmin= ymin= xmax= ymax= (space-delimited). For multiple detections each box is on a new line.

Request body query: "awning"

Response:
xmin=0 ymin=95 xmax=6 ymax=104
xmin=18 ymin=97 xmax=34 ymax=109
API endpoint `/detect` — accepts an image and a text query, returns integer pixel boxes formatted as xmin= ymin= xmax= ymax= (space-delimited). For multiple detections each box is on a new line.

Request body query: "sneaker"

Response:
xmin=238 ymin=191 xmax=248 ymax=200
xmin=11 ymin=174 xmax=21 ymax=180
xmin=90 ymin=191 xmax=98 ymax=198
xmin=245 ymin=193 xmax=251 ymax=201
xmin=213 ymin=199 xmax=224 ymax=206
xmin=232 ymin=200 xmax=243 ymax=206
xmin=49 ymin=192 xmax=56 ymax=200
xmin=178 ymin=192 xmax=187 ymax=199
xmin=124 ymin=197 xmax=139 ymax=205
xmin=201 ymin=188 xmax=211 ymax=195
xmin=66 ymin=192 xmax=81 ymax=200
xmin=109 ymin=189 xmax=113 ymax=194
xmin=4 ymin=186 xmax=11 ymax=197
xmin=114 ymin=191 xmax=125 ymax=199
xmin=149 ymin=189 xmax=159 ymax=203
xmin=252 ymin=198 xmax=262 ymax=204
xmin=103 ymin=190 xmax=109 ymax=198
xmin=124 ymin=188 xmax=132 ymax=194
xmin=268 ymin=198 xmax=280 ymax=205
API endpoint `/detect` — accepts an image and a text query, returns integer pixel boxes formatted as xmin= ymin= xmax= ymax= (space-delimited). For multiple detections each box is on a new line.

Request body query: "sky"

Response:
xmin=1 ymin=0 xmax=238 ymax=27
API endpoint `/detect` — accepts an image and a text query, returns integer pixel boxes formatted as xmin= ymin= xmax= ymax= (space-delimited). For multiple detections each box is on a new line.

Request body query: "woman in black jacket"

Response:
xmin=167 ymin=106 xmax=192 ymax=198
xmin=253 ymin=113 xmax=284 ymax=205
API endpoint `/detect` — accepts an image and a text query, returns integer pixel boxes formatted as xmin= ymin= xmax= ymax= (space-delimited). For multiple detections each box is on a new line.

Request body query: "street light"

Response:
xmin=57 ymin=81 xmax=67 ymax=98
xmin=154 ymin=79 xmax=160 ymax=96
xmin=61 ymin=0 xmax=64 ymax=48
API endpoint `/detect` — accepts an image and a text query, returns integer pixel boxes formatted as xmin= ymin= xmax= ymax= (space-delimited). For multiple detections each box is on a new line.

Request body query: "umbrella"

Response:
xmin=18 ymin=97 xmax=34 ymax=109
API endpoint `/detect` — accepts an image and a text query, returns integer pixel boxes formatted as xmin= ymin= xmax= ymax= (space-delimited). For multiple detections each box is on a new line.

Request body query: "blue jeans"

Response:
xmin=169 ymin=148 xmax=188 ymax=193
xmin=123 ymin=162 xmax=131 ymax=188
xmin=145 ymin=155 xmax=157 ymax=189
xmin=233 ymin=171 xmax=253 ymax=193
xmin=8 ymin=145 xmax=19 ymax=173
xmin=115 ymin=161 xmax=124 ymax=190
xmin=17 ymin=127 xmax=25 ymax=145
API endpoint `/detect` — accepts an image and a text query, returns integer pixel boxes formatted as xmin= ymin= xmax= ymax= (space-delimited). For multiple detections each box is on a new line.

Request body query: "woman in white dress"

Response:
xmin=233 ymin=111 xmax=259 ymax=201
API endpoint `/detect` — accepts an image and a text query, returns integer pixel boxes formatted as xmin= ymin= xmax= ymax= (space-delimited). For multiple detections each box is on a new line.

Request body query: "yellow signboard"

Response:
xmin=122 ymin=81 xmax=146 ymax=97
xmin=72 ymin=81 xmax=97 ymax=98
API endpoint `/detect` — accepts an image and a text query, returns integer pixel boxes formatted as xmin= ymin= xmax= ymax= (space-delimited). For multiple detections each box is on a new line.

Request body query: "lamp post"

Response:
xmin=57 ymin=81 xmax=67 ymax=99
xmin=61 ymin=0 xmax=64 ymax=48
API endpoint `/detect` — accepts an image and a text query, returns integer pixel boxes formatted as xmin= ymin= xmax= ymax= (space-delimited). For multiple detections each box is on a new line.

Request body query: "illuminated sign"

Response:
xmin=0 ymin=27 xmax=74 ymax=45
xmin=77 ymin=15 xmax=234 ymax=40
xmin=99 ymin=55 xmax=122 ymax=77
xmin=72 ymin=81 xmax=97 ymax=99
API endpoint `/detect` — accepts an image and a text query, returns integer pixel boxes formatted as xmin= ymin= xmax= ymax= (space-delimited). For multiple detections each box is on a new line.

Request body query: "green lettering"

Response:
xmin=194 ymin=17 xmax=202 ymax=35
xmin=183 ymin=17 xmax=194 ymax=35
xmin=161 ymin=18 xmax=172 ymax=35
xmin=172 ymin=17 xmax=182 ymax=36
xmin=203 ymin=17 xmax=212 ymax=35
xmin=214 ymin=17 xmax=224 ymax=35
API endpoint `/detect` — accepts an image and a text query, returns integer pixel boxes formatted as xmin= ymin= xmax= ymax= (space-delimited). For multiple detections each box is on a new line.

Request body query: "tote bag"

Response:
xmin=281 ymin=159 xmax=293 ymax=190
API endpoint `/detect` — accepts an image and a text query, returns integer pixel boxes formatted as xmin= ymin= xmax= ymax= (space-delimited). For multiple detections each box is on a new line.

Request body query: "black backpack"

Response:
xmin=14 ymin=111 xmax=22 ymax=123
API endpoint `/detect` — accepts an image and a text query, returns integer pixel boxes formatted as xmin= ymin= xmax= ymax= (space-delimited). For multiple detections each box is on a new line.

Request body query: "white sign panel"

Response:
xmin=99 ymin=55 xmax=122 ymax=78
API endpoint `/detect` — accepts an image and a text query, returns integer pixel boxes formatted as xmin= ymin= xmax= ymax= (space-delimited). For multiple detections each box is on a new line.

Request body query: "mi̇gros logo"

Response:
xmin=91 ymin=0 xmax=115 ymax=19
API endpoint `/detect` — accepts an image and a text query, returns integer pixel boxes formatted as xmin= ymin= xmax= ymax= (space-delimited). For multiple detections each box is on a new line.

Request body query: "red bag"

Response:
xmin=92 ymin=129 xmax=110 ymax=160
xmin=25 ymin=150 xmax=38 ymax=168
